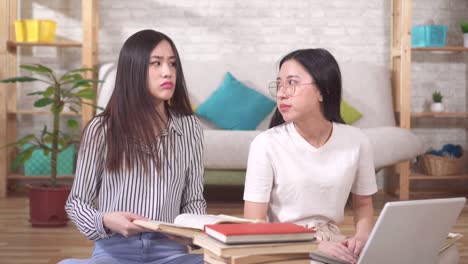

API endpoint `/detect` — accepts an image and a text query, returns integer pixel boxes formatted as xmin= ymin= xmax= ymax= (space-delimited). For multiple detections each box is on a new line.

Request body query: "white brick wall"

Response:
xmin=16 ymin=0 xmax=468 ymax=169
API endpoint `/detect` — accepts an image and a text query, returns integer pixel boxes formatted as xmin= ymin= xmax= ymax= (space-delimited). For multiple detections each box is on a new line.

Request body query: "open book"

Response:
xmin=133 ymin=214 xmax=262 ymax=239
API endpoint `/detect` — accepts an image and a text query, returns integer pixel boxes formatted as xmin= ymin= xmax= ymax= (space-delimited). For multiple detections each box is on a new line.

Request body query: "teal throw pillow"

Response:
xmin=195 ymin=72 xmax=276 ymax=130
xmin=340 ymin=100 xmax=362 ymax=124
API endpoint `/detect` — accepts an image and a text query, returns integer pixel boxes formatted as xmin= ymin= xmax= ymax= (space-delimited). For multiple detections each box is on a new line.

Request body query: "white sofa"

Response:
xmin=97 ymin=59 xmax=425 ymax=173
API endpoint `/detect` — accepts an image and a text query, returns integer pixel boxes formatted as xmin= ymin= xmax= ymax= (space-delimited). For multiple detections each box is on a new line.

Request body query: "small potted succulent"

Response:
xmin=461 ymin=21 xmax=468 ymax=47
xmin=430 ymin=90 xmax=444 ymax=112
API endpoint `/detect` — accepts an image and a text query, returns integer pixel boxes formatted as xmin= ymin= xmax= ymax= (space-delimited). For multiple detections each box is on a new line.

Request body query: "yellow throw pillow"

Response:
xmin=340 ymin=100 xmax=362 ymax=124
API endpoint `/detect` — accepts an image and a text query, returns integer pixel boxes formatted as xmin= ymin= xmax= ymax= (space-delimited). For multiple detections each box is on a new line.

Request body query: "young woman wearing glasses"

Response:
xmin=243 ymin=49 xmax=377 ymax=264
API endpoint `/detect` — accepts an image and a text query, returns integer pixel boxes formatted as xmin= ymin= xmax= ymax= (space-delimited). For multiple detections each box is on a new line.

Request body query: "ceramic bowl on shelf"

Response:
xmin=430 ymin=102 xmax=444 ymax=112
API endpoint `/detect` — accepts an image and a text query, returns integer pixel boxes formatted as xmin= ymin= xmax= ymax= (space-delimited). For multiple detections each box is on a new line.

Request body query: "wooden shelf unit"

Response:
xmin=391 ymin=0 xmax=468 ymax=200
xmin=0 ymin=0 xmax=99 ymax=197
xmin=412 ymin=46 xmax=468 ymax=52
xmin=8 ymin=174 xmax=74 ymax=180
xmin=396 ymin=111 xmax=468 ymax=118
xmin=6 ymin=40 xmax=82 ymax=53
xmin=8 ymin=110 xmax=81 ymax=116
xmin=411 ymin=112 xmax=468 ymax=118
xmin=409 ymin=172 xmax=468 ymax=180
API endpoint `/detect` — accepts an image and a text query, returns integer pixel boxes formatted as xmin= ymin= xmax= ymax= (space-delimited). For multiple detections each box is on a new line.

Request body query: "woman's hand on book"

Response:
xmin=103 ymin=212 xmax=149 ymax=237
xmin=317 ymin=240 xmax=358 ymax=264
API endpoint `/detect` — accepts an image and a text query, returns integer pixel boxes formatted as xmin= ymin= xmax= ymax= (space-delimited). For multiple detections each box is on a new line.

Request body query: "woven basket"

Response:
xmin=421 ymin=154 xmax=464 ymax=176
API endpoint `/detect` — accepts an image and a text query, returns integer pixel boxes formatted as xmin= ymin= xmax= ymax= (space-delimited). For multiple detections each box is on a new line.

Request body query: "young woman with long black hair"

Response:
xmin=61 ymin=29 xmax=205 ymax=264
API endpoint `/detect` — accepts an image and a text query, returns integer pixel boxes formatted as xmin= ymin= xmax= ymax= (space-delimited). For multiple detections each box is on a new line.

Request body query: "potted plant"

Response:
xmin=0 ymin=64 xmax=100 ymax=227
xmin=430 ymin=90 xmax=444 ymax=112
xmin=461 ymin=21 xmax=468 ymax=47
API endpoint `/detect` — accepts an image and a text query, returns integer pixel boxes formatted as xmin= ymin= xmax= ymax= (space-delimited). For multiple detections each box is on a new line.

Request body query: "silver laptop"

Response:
xmin=358 ymin=197 xmax=465 ymax=264
xmin=311 ymin=197 xmax=465 ymax=264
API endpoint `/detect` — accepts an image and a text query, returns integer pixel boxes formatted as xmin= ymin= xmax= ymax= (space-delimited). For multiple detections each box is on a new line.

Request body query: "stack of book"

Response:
xmin=194 ymin=234 xmax=316 ymax=264
xmin=200 ymin=222 xmax=317 ymax=263
xmin=133 ymin=214 xmax=318 ymax=264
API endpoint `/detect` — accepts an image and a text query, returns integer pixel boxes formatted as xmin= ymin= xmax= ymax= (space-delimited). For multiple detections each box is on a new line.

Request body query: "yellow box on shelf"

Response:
xmin=39 ymin=20 xmax=57 ymax=42
xmin=14 ymin=20 xmax=27 ymax=41
xmin=24 ymin=20 xmax=40 ymax=42
xmin=14 ymin=19 xmax=56 ymax=42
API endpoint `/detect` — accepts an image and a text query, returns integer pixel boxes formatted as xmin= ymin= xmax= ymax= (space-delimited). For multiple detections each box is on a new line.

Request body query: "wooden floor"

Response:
xmin=0 ymin=190 xmax=467 ymax=264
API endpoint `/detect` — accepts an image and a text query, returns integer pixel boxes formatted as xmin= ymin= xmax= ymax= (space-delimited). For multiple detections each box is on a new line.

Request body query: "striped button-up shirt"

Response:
xmin=65 ymin=113 xmax=207 ymax=241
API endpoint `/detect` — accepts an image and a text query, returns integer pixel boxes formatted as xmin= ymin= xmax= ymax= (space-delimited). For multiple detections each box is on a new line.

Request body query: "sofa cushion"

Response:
xmin=203 ymin=129 xmax=260 ymax=170
xmin=341 ymin=100 xmax=362 ymax=124
xmin=340 ymin=62 xmax=396 ymax=128
xmin=203 ymin=127 xmax=425 ymax=170
xmin=195 ymin=72 xmax=276 ymax=130
xmin=96 ymin=63 xmax=117 ymax=114
xmin=362 ymin=127 xmax=425 ymax=169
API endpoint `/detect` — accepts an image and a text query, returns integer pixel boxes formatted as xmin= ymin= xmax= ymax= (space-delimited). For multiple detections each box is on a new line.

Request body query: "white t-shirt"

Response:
xmin=243 ymin=122 xmax=377 ymax=225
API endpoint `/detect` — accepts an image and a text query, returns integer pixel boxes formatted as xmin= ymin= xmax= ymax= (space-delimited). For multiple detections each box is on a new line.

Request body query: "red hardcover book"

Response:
xmin=204 ymin=222 xmax=316 ymax=245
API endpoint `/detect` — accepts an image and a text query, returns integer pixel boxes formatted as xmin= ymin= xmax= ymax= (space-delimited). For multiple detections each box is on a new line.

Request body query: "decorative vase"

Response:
xmin=464 ymin=33 xmax=468 ymax=48
xmin=430 ymin=102 xmax=444 ymax=112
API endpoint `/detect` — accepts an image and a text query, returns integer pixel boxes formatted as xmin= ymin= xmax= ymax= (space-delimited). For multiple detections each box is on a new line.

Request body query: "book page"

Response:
xmin=133 ymin=219 xmax=202 ymax=239
xmin=174 ymin=214 xmax=261 ymax=230
xmin=216 ymin=214 xmax=263 ymax=224
xmin=133 ymin=219 xmax=179 ymax=230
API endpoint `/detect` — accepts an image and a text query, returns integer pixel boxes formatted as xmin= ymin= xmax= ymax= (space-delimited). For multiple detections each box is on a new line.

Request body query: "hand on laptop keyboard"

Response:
xmin=317 ymin=240 xmax=358 ymax=264
xmin=341 ymin=236 xmax=366 ymax=256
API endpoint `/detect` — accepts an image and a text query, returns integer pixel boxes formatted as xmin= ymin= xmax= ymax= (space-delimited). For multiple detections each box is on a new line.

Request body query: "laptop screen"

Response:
xmin=358 ymin=197 xmax=465 ymax=264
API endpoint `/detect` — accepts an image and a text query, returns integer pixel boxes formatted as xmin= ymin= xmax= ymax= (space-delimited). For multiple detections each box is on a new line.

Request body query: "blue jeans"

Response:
xmin=59 ymin=232 xmax=203 ymax=264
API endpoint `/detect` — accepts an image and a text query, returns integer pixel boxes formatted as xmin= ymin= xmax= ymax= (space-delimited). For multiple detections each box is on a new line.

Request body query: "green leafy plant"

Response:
xmin=461 ymin=21 xmax=468 ymax=33
xmin=0 ymin=64 xmax=101 ymax=187
xmin=432 ymin=90 xmax=443 ymax=103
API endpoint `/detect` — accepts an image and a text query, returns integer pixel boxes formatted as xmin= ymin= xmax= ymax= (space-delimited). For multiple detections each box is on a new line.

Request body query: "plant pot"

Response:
xmin=464 ymin=33 xmax=468 ymax=48
xmin=29 ymin=183 xmax=71 ymax=227
xmin=430 ymin=102 xmax=444 ymax=112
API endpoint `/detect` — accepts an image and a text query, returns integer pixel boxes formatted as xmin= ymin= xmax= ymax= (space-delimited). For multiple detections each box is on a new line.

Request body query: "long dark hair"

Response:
xmin=99 ymin=29 xmax=192 ymax=172
xmin=269 ymin=48 xmax=345 ymax=128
